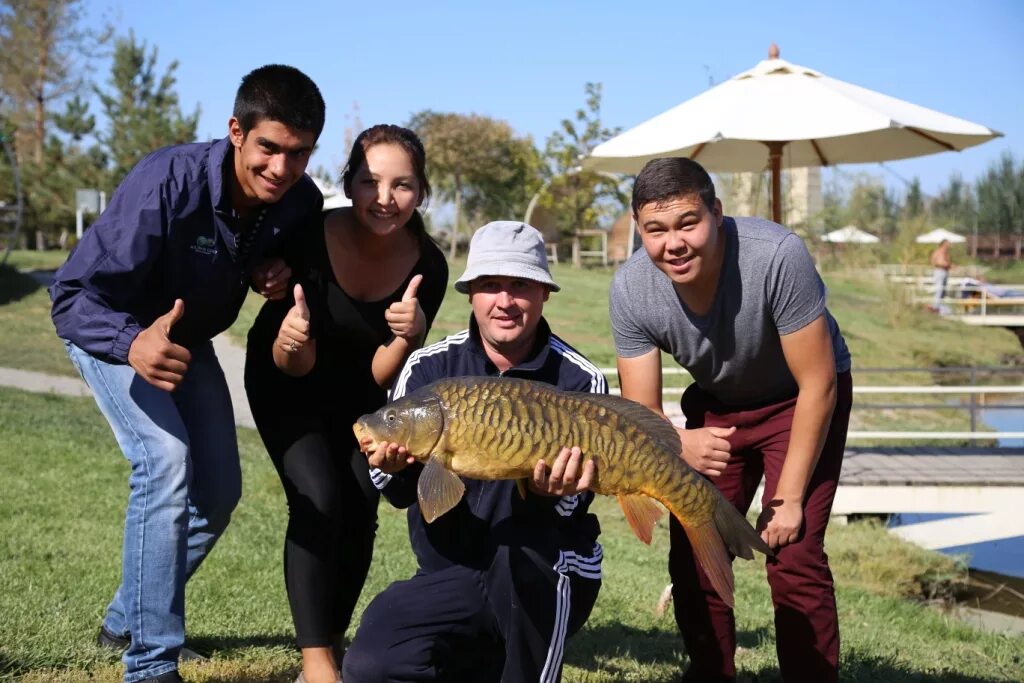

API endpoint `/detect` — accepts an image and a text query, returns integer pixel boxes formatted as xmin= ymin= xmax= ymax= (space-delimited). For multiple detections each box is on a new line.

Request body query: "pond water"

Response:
xmin=889 ymin=405 xmax=1024 ymax=581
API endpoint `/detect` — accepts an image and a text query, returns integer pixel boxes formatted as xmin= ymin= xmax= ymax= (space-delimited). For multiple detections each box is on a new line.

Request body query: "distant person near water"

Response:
xmin=930 ymin=238 xmax=952 ymax=312
xmin=48 ymin=65 xmax=325 ymax=683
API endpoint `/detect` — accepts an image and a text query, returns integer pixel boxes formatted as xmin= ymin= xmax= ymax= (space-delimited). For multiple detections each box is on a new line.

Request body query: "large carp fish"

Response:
xmin=354 ymin=375 xmax=772 ymax=608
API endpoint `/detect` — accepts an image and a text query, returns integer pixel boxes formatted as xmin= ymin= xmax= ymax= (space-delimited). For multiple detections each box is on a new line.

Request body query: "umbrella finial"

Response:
xmin=768 ymin=43 xmax=779 ymax=59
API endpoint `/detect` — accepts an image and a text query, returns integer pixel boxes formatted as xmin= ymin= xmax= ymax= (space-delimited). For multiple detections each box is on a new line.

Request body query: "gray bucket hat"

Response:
xmin=454 ymin=221 xmax=560 ymax=293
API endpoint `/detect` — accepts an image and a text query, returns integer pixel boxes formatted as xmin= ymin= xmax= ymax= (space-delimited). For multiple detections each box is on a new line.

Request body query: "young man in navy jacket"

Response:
xmin=49 ymin=64 xmax=325 ymax=683
xmin=343 ymin=221 xmax=606 ymax=683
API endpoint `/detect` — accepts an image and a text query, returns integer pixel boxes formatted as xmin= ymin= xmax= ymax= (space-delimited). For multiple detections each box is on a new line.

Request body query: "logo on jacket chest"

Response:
xmin=190 ymin=235 xmax=218 ymax=257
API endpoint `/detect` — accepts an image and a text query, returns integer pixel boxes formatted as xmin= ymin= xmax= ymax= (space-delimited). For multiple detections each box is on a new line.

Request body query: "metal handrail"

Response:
xmin=605 ymin=384 xmax=1023 ymax=397
xmin=596 ymin=367 xmax=1022 ymax=441
xmin=846 ymin=431 xmax=1024 ymax=440
xmin=596 ymin=366 xmax=1023 ymax=379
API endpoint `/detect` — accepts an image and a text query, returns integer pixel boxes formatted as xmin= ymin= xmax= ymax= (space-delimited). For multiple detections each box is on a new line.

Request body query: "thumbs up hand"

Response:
xmin=278 ymin=284 xmax=312 ymax=354
xmin=128 ymin=299 xmax=192 ymax=391
xmin=384 ymin=274 xmax=426 ymax=342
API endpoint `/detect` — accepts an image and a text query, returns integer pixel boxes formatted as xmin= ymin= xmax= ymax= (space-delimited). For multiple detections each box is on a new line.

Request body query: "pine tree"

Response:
xmin=96 ymin=32 xmax=198 ymax=184
xmin=0 ymin=0 xmax=109 ymax=163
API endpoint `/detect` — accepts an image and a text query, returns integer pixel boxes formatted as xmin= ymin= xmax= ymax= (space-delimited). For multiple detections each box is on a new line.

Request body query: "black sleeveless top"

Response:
xmin=245 ymin=210 xmax=449 ymax=422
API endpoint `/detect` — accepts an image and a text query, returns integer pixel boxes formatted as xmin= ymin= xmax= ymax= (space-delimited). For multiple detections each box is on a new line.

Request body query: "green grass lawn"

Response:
xmin=2 ymin=386 xmax=1021 ymax=682
xmin=0 ymin=264 xmax=77 ymax=377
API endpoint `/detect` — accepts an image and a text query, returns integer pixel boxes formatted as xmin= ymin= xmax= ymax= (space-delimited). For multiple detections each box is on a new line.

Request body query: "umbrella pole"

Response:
xmin=766 ymin=141 xmax=785 ymax=224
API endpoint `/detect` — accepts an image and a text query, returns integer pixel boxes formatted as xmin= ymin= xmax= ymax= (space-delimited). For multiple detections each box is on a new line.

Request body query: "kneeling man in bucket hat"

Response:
xmin=344 ymin=221 xmax=607 ymax=683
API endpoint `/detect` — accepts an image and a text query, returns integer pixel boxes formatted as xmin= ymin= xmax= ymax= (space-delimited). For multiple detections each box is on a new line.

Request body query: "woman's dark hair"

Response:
xmin=342 ymin=125 xmax=432 ymax=239
xmin=632 ymin=157 xmax=716 ymax=215
xmin=343 ymin=124 xmax=431 ymax=203
xmin=233 ymin=64 xmax=325 ymax=138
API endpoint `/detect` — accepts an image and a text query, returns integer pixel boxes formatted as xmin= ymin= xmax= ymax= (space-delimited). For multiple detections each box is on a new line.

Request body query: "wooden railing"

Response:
xmin=596 ymin=365 xmax=1024 ymax=442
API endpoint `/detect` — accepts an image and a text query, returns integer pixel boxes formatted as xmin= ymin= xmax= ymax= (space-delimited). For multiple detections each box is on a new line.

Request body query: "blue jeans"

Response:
xmin=65 ymin=340 xmax=241 ymax=682
xmin=933 ymin=267 xmax=949 ymax=310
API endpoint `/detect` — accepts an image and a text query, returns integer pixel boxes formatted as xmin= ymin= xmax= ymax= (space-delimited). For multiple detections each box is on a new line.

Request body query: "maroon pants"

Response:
xmin=670 ymin=371 xmax=852 ymax=683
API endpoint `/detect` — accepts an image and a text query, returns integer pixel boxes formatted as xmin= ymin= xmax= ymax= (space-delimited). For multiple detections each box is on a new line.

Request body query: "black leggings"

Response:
xmin=250 ymin=406 xmax=380 ymax=647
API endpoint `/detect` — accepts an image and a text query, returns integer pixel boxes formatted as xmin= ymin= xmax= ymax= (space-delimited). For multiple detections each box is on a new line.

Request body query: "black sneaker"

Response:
xmin=140 ymin=672 xmax=184 ymax=683
xmin=96 ymin=624 xmax=130 ymax=651
xmin=96 ymin=625 xmax=206 ymax=662
xmin=178 ymin=645 xmax=207 ymax=662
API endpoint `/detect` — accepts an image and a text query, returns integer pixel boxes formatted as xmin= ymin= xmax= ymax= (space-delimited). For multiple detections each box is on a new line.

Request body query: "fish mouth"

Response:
xmin=350 ymin=393 xmax=448 ymax=461
xmin=352 ymin=422 xmax=379 ymax=455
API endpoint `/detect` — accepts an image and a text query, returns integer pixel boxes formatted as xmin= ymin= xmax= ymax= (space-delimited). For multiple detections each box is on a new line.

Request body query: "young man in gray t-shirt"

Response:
xmin=610 ymin=158 xmax=852 ymax=683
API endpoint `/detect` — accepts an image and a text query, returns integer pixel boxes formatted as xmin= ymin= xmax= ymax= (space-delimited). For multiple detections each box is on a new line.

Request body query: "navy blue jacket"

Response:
xmin=370 ymin=316 xmax=607 ymax=573
xmin=49 ymin=137 xmax=322 ymax=363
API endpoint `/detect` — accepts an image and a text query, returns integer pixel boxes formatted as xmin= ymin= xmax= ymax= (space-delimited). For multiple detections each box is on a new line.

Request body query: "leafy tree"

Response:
xmin=974 ymin=151 xmax=1023 ymax=241
xmin=0 ymin=0 xmax=110 ymax=244
xmin=540 ymin=82 xmax=627 ymax=239
xmin=819 ymin=173 xmax=849 ymax=234
xmin=0 ymin=0 xmax=109 ymax=163
xmin=8 ymin=92 xmax=107 ymax=243
xmin=1 ymin=24 xmax=196 ymax=244
xmin=96 ymin=33 xmax=198 ymax=184
xmin=930 ymin=172 xmax=975 ymax=231
xmin=409 ymin=110 xmax=541 ymax=257
xmin=51 ymin=94 xmax=94 ymax=141
xmin=904 ymin=177 xmax=924 ymax=219
xmin=840 ymin=173 xmax=899 ymax=239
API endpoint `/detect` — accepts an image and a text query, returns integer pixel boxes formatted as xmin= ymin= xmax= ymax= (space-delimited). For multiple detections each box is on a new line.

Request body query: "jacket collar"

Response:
xmin=466 ymin=315 xmax=554 ymax=374
xmin=207 ymin=137 xmax=236 ymax=218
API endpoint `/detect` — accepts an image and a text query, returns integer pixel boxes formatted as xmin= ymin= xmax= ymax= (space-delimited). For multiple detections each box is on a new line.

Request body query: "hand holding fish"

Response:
xmin=677 ymin=425 xmax=735 ymax=477
xmin=530 ymin=446 xmax=596 ymax=496
xmin=757 ymin=497 xmax=804 ymax=550
xmin=363 ymin=439 xmax=416 ymax=474
xmin=384 ymin=274 xmax=426 ymax=342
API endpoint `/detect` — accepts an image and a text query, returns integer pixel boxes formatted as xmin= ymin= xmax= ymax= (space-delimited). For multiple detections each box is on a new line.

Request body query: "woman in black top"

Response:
xmin=244 ymin=125 xmax=448 ymax=683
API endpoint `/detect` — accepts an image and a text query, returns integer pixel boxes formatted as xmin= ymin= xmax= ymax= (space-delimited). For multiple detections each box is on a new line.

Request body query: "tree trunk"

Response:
xmin=33 ymin=20 xmax=49 ymax=164
xmin=450 ymin=177 xmax=462 ymax=260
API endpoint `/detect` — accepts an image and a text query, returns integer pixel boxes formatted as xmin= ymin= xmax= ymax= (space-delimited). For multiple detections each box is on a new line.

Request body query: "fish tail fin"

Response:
xmin=682 ymin=521 xmax=736 ymax=609
xmin=713 ymin=497 xmax=774 ymax=561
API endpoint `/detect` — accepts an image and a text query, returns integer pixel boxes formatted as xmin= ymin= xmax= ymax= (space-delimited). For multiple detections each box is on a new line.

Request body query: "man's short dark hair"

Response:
xmin=233 ymin=64 xmax=325 ymax=138
xmin=632 ymin=158 xmax=717 ymax=215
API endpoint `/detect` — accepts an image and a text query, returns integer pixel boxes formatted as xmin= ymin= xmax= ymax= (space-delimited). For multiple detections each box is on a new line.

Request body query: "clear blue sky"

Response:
xmin=84 ymin=0 xmax=1022 ymax=199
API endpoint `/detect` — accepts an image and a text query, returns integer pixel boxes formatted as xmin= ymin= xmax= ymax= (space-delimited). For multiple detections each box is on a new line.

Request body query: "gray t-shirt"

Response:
xmin=610 ymin=216 xmax=851 ymax=406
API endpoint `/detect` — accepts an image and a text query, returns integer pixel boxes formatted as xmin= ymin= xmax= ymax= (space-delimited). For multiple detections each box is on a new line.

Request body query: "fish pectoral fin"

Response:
xmin=515 ymin=478 xmax=529 ymax=500
xmin=617 ymin=494 xmax=666 ymax=545
xmin=418 ymin=455 xmax=466 ymax=523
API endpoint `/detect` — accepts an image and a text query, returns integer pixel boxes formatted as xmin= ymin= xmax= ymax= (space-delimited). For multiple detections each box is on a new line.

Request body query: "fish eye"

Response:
xmin=385 ymin=410 xmax=396 ymax=422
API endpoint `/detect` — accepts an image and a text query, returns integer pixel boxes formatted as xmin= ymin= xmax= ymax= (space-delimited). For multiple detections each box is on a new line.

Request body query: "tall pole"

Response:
xmin=766 ymin=141 xmax=785 ymax=225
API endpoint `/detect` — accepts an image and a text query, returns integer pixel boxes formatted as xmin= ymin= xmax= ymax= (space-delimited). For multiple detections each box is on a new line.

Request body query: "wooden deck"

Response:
xmin=840 ymin=446 xmax=1024 ymax=486
xmin=952 ymin=313 xmax=1024 ymax=327
xmin=833 ymin=446 xmax=1024 ymax=548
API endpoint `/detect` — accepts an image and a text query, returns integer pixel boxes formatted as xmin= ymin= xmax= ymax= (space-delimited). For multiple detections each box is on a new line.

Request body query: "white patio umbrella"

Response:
xmin=915 ymin=228 xmax=967 ymax=244
xmin=586 ymin=45 xmax=1001 ymax=224
xmin=821 ymin=225 xmax=880 ymax=244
